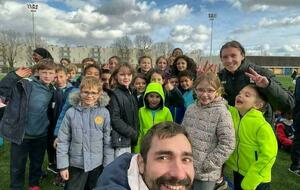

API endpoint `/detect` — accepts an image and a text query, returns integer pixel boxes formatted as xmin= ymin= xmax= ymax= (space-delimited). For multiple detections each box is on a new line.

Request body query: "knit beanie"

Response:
xmin=34 ymin=48 xmax=53 ymax=59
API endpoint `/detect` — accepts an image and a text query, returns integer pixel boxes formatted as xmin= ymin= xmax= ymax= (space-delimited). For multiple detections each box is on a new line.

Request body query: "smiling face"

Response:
xmin=176 ymin=58 xmax=188 ymax=72
xmin=156 ymin=58 xmax=168 ymax=71
xmin=116 ymin=66 xmax=133 ymax=88
xmin=194 ymin=80 xmax=218 ymax=105
xmin=146 ymin=92 xmax=161 ymax=109
xmin=85 ymin=67 xmax=100 ymax=79
xmin=179 ymin=76 xmax=193 ymax=90
xmin=109 ymin=57 xmax=118 ymax=71
xmin=140 ymin=57 xmax=152 ymax=73
xmin=138 ymin=134 xmax=194 ymax=190
xmin=80 ymin=86 xmax=101 ymax=107
xmin=134 ymin=77 xmax=147 ymax=94
xmin=220 ymin=47 xmax=245 ymax=74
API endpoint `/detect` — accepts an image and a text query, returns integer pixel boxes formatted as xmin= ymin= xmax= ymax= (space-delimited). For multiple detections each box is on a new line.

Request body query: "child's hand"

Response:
xmin=53 ymin=138 xmax=58 ymax=149
xmin=197 ymin=60 xmax=217 ymax=75
xmin=60 ymin=169 xmax=69 ymax=180
xmin=15 ymin=67 xmax=32 ymax=78
xmin=245 ymin=68 xmax=269 ymax=88
xmin=165 ymin=79 xmax=174 ymax=91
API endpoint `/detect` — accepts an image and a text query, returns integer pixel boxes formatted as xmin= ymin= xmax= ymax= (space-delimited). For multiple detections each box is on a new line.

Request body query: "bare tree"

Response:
xmin=134 ymin=34 xmax=152 ymax=58
xmin=0 ymin=30 xmax=22 ymax=68
xmin=111 ymin=35 xmax=133 ymax=61
xmin=152 ymin=41 xmax=174 ymax=58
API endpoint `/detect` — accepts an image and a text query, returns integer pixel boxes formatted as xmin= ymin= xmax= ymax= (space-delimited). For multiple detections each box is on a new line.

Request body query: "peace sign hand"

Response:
xmin=245 ymin=68 xmax=269 ymax=88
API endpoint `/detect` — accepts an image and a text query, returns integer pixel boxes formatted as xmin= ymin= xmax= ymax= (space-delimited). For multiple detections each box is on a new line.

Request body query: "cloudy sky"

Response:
xmin=1 ymin=0 xmax=300 ymax=56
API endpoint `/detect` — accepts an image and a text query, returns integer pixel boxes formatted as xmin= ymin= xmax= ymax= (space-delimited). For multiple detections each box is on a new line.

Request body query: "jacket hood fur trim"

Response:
xmin=68 ymin=91 xmax=110 ymax=107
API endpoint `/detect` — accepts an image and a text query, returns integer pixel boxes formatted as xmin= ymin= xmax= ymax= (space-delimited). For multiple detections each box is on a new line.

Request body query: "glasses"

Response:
xmin=194 ymin=88 xmax=216 ymax=94
xmin=81 ymin=91 xmax=99 ymax=97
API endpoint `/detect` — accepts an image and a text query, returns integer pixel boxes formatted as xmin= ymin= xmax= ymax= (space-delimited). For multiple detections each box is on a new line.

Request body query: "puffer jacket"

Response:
xmin=218 ymin=59 xmax=294 ymax=125
xmin=227 ymin=107 xmax=278 ymax=190
xmin=56 ymin=91 xmax=114 ymax=172
xmin=108 ymin=85 xmax=139 ymax=148
xmin=182 ymin=98 xmax=235 ymax=181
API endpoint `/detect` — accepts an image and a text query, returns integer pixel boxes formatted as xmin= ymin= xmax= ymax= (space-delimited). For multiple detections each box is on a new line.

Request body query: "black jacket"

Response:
xmin=218 ymin=59 xmax=294 ymax=125
xmin=108 ymin=85 xmax=139 ymax=148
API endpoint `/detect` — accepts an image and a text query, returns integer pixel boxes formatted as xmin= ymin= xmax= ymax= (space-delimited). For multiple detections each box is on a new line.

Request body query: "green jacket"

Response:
xmin=134 ymin=83 xmax=173 ymax=152
xmin=227 ymin=106 xmax=278 ymax=190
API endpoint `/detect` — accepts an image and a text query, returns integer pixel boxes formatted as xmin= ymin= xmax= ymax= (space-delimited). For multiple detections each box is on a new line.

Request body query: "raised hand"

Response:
xmin=197 ymin=60 xmax=217 ymax=75
xmin=245 ymin=68 xmax=269 ymax=88
xmin=15 ymin=67 xmax=32 ymax=78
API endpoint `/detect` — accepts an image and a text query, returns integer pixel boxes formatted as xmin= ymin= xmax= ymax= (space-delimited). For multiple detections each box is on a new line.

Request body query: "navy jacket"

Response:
xmin=95 ymin=153 xmax=133 ymax=190
xmin=0 ymin=72 xmax=60 ymax=144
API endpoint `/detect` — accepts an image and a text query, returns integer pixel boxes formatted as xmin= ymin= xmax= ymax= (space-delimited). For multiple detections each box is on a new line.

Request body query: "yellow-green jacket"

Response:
xmin=227 ymin=107 xmax=278 ymax=190
xmin=134 ymin=83 xmax=173 ymax=152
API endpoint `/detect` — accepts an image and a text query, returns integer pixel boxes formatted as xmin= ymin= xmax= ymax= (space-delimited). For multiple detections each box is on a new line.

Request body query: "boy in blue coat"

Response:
xmin=0 ymin=59 xmax=58 ymax=190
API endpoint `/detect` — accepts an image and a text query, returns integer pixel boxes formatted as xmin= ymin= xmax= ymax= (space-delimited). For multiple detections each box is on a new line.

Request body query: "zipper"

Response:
xmin=236 ymin=114 xmax=241 ymax=173
xmin=255 ymin=151 xmax=258 ymax=161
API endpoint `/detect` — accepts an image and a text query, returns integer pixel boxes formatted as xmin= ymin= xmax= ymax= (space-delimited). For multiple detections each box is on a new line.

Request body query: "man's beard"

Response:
xmin=144 ymin=174 xmax=192 ymax=190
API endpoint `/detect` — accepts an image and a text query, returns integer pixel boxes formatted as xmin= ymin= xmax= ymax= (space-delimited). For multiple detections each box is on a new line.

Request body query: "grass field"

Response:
xmin=0 ymin=74 xmax=298 ymax=189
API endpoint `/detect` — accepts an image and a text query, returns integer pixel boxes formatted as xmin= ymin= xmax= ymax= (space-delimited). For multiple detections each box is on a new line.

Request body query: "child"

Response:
xmin=137 ymin=55 xmax=153 ymax=75
xmin=101 ymin=68 xmax=112 ymax=90
xmin=172 ymin=55 xmax=197 ymax=77
xmin=0 ymin=59 xmax=58 ymax=190
xmin=182 ymin=72 xmax=235 ymax=190
xmin=108 ymin=56 xmax=121 ymax=71
xmin=134 ymin=82 xmax=173 ymax=152
xmin=71 ymin=64 xmax=101 ymax=88
xmin=178 ymin=70 xmax=195 ymax=108
xmin=57 ymin=76 xmax=114 ymax=190
xmin=66 ymin=63 xmax=78 ymax=83
xmin=108 ymin=63 xmax=139 ymax=158
xmin=275 ymin=111 xmax=295 ymax=151
xmin=60 ymin=58 xmax=71 ymax=66
xmin=227 ymin=84 xmax=278 ymax=190
xmin=168 ymin=74 xmax=179 ymax=88
xmin=132 ymin=73 xmax=147 ymax=106
xmin=171 ymin=70 xmax=195 ymax=124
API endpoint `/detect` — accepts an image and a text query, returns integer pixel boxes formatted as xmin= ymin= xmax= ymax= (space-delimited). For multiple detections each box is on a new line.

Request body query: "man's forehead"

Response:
xmin=149 ymin=134 xmax=192 ymax=154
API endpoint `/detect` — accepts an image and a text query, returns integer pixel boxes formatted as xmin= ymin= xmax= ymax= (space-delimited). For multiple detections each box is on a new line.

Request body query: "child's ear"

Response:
xmin=254 ymin=100 xmax=264 ymax=110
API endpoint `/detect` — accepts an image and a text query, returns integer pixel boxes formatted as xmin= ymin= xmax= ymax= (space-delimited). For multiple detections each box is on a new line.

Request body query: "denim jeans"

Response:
xmin=10 ymin=136 xmax=47 ymax=190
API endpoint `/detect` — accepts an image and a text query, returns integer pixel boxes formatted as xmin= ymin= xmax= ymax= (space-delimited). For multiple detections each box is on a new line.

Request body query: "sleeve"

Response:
xmin=56 ymin=110 xmax=72 ymax=169
xmin=203 ymin=108 xmax=236 ymax=171
xmin=256 ymin=66 xmax=294 ymax=112
xmin=54 ymin=100 xmax=72 ymax=136
xmin=108 ymin=94 xmax=137 ymax=141
xmin=103 ymin=109 xmax=114 ymax=167
xmin=0 ymin=71 xmax=22 ymax=100
xmin=293 ymin=77 xmax=300 ymax=128
xmin=165 ymin=87 xmax=184 ymax=107
xmin=241 ymin=123 xmax=278 ymax=190
xmin=276 ymin=123 xmax=293 ymax=146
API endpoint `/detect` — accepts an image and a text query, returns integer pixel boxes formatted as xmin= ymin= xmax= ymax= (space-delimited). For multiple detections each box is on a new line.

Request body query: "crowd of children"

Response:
xmin=0 ymin=42 xmax=296 ymax=190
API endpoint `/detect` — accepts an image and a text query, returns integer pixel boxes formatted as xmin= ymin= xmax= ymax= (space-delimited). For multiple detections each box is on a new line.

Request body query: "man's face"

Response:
xmin=32 ymin=52 xmax=43 ymax=63
xmin=220 ymin=47 xmax=244 ymax=74
xmin=38 ymin=69 xmax=56 ymax=85
xmin=138 ymin=134 xmax=194 ymax=190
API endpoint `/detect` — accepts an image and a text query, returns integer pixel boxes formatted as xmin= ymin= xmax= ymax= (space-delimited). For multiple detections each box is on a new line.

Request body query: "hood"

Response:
xmin=68 ymin=91 xmax=110 ymax=107
xmin=143 ymin=82 xmax=165 ymax=109
xmin=94 ymin=153 xmax=133 ymax=190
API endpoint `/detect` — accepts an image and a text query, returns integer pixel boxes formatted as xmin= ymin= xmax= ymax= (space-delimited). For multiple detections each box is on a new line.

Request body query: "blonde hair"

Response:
xmin=66 ymin=64 xmax=77 ymax=73
xmin=80 ymin=76 xmax=102 ymax=92
xmin=193 ymin=72 xmax=224 ymax=96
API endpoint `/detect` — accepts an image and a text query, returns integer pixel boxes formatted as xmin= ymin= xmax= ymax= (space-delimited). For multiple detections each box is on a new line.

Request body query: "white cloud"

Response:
xmin=91 ymin=29 xmax=123 ymax=39
xmin=72 ymin=5 xmax=108 ymax=25
xmin=227 ymin=0 xmax=300 ymax=12
xmin=232 ymin=15 xmax=300 ymax=33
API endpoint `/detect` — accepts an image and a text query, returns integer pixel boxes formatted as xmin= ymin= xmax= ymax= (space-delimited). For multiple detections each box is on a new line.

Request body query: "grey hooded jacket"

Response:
xmin=57 ymin=91 xmax=114 ymax=172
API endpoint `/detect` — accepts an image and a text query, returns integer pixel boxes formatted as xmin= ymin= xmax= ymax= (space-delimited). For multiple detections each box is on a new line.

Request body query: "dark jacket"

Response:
xmin=0 ymin=72 xmax=59 ymax=144
xmin=95 ymin=153 xmax=133 ymax=190
xmin=108 ymin=85 xmax=139 ymax=148
xmin=218 ymin=59 xmax=294 ymax=125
